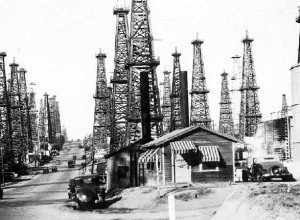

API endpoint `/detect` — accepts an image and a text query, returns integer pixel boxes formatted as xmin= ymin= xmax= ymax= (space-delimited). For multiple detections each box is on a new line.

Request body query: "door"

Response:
xmin=174 ymin=153 xmax=191 ymax=183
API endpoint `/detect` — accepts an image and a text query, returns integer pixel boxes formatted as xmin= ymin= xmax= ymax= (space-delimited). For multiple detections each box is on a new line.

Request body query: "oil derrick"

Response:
xmin=190 ymin=36 xmax=212 ymax=128
xmin=126 ymin=0 xmax=162 ymax=144
xmin=9 ymin=60 xmax=26 ymax=162
xmin=110 ymin=6 xmax=130 ymax=152
xmin=230 ymin=54 xmax=241 ymax=136
xmin=18 ymin=68 xmax=32 ymax=153
xmin=281 ymin=94 xmax=288 ymax=118
xmin=92 ymin=51 xmax=110 ymax=154
xmin=219 ymin=71 xmax=234 ymax=136
xmin=0 ymin=53 xmax=12 ymax=161
xmin=239 ymin=31 xmax=262 ymax=140
xmin=49 ymin=96 xmax=57 ymax=148
xmin=170 ymin=48 xmax=182 ymax=131
xmin=38 ymin=96 xmax=48 ymax=150
xmin=45 ymin=93 xmax=53 ymax=145
xmin=161 ymin=70 xmax=171 ymax=134
xmin=28 ymin=83 xmax=39 ymax=154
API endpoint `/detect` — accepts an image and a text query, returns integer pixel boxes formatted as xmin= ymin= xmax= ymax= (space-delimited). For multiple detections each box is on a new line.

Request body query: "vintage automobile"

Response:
xmin=42 ymin=167 xmax=50 ymax=174
xmin=242 ymin=156 xmax=294 ymax=182
xmin=68 ymin=160 xmax=75 ymax=168
xmin=68 ymin=174 xmax=106 ymax=209
xmin=51 ymin=166 xmax=58 ymax=172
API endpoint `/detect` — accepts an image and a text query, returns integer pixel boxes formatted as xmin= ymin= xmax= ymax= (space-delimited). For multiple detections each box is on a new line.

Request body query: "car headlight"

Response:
xmin=78 ymin=194 xmax=88 ymax=202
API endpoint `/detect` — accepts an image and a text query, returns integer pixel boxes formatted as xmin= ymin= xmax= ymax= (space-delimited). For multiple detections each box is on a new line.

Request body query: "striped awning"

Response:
xmin=138 ymin=148 xmax=160 ymax=163
xmin=199 ymin=146 xmax=220 ymax=162
xmin=170 ymin=141 xmax=197 ymax=154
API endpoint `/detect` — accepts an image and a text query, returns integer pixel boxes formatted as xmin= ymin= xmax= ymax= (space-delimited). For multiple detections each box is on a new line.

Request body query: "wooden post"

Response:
xmin=232 ymin=143 xmax=236 ymax=184
xmin=156 ymin=153 xmax=160 ymax=198
xmin=162 ymin=147 xmax=166 ymax=186
xmin=168 ymin=194 xmax=176 ymax=220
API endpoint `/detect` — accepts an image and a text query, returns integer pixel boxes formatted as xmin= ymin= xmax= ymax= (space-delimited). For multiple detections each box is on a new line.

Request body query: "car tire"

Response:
xmin=257 ymin=171 xmax=263 ymax=182
xmin=242 ymin=171 xmax=248 ymax=182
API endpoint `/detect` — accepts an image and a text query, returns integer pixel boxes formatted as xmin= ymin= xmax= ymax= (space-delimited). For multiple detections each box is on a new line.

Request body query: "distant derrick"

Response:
xmin=0 ymin=53 xmax=11 ymax=158
xmin=230 ymin=54 xmax=241 ymax=136
xmin=125 ymin=0 xmax=162 ymax=144
xmin=281 ymin=94 xmax=288 ymax=118
xmin=110 ymin=6 xmax=130 ymax=152
xmin=219 ymin=71 xmax=234 ymax=136
xmin=170 ymin=48 xmax=182 ymax=131
xmin=161 ymin=70 xmax=171 ymax=134
xmin=38 ymin=98 xmax=48 ymax=149
xmin=92 ymin=51 xmax=111 ymax=153
xmin=9 ymin=61 xmax=25 ymax=162
xmin=18 ymin=68 xmax=32 ymax=153
xmin=28 ymin=83 xmax=39 ymax=153
xmin=190 ymin=36 xmax=211 ymax=128
xmin=239 ymin=31 xmax=262 ymax=140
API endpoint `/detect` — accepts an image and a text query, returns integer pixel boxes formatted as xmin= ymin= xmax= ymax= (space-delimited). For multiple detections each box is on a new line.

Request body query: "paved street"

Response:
xmin=0 ymin=141 xmax=95 ymax=220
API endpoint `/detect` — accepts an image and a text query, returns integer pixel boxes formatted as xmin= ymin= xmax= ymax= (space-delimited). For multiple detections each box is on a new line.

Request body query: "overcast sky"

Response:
xmin=0 ymin=0 xmax=299 ymax=139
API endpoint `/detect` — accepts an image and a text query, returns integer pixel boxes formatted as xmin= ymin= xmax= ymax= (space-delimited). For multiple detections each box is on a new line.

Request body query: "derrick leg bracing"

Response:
xmin=161 ymin=70 xmax=171 ymax=134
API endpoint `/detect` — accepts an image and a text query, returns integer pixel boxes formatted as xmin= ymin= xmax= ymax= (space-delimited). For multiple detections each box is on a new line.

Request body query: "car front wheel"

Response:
xmin=242 ymin=171 xmax=248 ymax=182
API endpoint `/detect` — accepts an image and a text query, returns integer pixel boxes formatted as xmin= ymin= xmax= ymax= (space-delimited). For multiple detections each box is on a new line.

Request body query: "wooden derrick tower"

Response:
xmin=38 ymin=97 xmax=47 ymax=149
xmin=161 ymin=70 xmax=171 ymax=134
xmin=239 ymin=31 xmax=262 ymax=140
xmin=110 ymin=6 xmax=130 ymax=152
xmin=190 ymin=36 xmax=211 ymax=128
xmin=92 ymin=51 xmax=111 ymax=153
xmin=219 ymin=71 xmax=234 ymax=136
xmin=28 ymin=83 xmax=39 ymax=153
xmin=9 ymin=60 xmax=25 ymax=162
xmin=170 ymin=48 xmax=182 ymax=131
xmin=125 ymin=0 xmax=162 ymax=144
xmin=18 ymin=68 xmax=32 ymax=153
xmin=281 ymin=94 xmax=288 ymax=118
xmin=0 ymin=52 xmax=12 ymax=159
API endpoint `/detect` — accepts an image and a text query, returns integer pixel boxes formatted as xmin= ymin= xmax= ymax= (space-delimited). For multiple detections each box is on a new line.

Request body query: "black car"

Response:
xmin=68 ymin=160 xmax=75 ymax=168
xmin=42 ymin=167 xmax=49 ymax=174
xmin=51 ymin=166 xmax=58 ymax=172
xmin=68 ymin=174 xmax=106 ymax=209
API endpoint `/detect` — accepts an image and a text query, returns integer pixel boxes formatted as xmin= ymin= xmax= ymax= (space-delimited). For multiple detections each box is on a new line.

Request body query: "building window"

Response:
xmin=146 ymin=162 xmax=155 ymax=171
xmin=199 ymin=162 xmax=220 ymax=172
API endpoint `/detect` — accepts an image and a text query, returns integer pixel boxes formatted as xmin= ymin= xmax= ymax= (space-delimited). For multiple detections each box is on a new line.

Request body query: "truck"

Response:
xmin=242 ymin=155 xmax=294 ymax=182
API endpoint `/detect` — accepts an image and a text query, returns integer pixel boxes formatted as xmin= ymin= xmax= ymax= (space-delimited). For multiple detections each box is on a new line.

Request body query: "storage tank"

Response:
xmin=290 ymin=64 xmax=300 ymax=179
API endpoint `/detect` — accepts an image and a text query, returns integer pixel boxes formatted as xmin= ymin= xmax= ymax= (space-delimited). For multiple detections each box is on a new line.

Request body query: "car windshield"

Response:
xmin=74 ymin=176 xmax=100 ymax=185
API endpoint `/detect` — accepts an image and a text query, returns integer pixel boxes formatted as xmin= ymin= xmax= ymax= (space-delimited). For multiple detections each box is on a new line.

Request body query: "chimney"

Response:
xmin=140 ymin=71 xmax=151 ymax=142
xmin=180 ymin=71 xmax=189 ymax=128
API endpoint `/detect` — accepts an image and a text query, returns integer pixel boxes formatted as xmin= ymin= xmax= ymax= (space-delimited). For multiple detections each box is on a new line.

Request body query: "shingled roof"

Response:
xmin=142 ymin=125 xmax=240 ymax=149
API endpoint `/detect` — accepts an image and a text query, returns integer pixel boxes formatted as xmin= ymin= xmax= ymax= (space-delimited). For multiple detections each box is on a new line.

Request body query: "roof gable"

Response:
xmin=142 ymin=125 xmax=239 ymax=148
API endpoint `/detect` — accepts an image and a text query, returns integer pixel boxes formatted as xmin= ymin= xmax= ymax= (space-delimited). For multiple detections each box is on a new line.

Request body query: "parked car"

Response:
xmin=68 ymin=160 xmax=75 ymax=168
xmin=68 ymin=174 xmax=106 ymax=209
xmin=242 ymin=156 xmax=294 ymax=182
xmin=56 ymin=160 xmax=60 ymax=165
xmin=52 ymin=166 xmax=58 ymax=172
xmin=42 ymin=167 xmax=49 ymax=174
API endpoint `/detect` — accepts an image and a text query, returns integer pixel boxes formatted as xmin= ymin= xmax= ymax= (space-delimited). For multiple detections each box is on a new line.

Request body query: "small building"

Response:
xmin=138 ymin=125 xmax=239 ymax=186
xmin=105 ymin=139 xmax=145 ymax=190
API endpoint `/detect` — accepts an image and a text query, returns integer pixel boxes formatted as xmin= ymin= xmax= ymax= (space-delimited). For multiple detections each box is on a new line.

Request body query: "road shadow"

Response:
xmin=3 ymin=181 xmax=69 ymax=189
xmin=0 ymin=198 xmax=67 ymax=207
